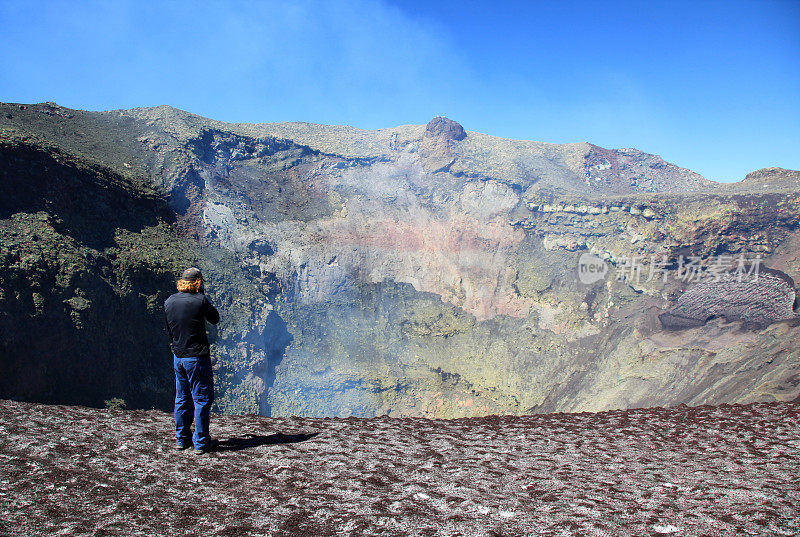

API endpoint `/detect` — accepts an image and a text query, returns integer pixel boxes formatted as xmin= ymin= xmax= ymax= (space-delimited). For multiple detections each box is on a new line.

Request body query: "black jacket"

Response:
xmin=164 ymin=291 xmax=220 ymax=358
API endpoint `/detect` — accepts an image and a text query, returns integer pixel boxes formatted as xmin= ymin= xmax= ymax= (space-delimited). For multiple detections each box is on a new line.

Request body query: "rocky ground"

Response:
xmin=1 ymin=399 xmax=798 ymax=536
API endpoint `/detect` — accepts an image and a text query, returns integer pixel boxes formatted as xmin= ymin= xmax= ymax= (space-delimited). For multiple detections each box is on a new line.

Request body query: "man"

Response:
xmin=164 ymin=267 xmax=220 ymax=454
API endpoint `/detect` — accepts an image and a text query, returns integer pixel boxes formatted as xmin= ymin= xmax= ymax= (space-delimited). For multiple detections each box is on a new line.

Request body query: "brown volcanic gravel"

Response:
xmin=0 ymin=400 xmax=798 ymax=536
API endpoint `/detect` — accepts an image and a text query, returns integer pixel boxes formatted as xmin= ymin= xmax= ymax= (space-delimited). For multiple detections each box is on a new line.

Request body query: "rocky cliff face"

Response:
xmin=1 ymin=102 xmax=798 ymax=417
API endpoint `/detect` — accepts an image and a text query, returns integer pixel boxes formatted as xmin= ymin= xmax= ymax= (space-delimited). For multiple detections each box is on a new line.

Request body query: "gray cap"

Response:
xmin=180 ymin=267 xmax=203 ymax=282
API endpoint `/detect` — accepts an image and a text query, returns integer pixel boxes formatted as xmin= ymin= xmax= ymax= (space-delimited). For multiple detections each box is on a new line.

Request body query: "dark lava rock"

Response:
xmin=660 ymin=268 xmax=799 ymax=330
xmin=425 ymin=116 xmax=466 ymax=141
xmin=1 ymin=399 xmax=798 ymax=536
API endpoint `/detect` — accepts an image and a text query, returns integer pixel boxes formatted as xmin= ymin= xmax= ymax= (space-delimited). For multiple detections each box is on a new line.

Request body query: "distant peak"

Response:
xmin=742 ymin=167 xmax=800 ymax=183
xmin=425 ymin=116 xmax=466 ymax=141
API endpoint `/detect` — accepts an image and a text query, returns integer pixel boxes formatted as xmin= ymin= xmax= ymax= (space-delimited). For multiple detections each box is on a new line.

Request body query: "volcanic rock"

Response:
xmin=419 ymin=116 xmax=466 ymax=173
xmin=424 ymin=116 xmax=467 ymax=141
xmin=660 ymin=268 xmax=799 ymax=329
xmin=1 ymin=102 xmax=799 ymax=418
xmin=1 ymin=399 xmax=798 ymax=536
xmin=740 ymin=167 xmax=800 ymax=190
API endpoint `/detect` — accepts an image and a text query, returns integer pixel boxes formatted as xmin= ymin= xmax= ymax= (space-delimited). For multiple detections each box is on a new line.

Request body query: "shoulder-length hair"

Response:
xmin=176 ymin=279 xmax=202 ymax=293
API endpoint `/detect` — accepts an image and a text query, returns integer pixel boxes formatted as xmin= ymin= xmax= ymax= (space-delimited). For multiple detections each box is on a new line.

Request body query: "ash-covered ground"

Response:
xmin=0 ymin=400 xmax=797 ymax=536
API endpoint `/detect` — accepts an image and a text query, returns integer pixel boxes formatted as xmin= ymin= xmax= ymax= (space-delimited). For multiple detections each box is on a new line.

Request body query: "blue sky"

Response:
xmin=0 ymin=0 xmax=797 ymax=182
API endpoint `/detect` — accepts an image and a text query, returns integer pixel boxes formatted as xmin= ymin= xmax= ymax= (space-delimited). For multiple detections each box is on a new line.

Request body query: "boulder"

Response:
xmin=424 ymin=116 xmax=467 ymax=141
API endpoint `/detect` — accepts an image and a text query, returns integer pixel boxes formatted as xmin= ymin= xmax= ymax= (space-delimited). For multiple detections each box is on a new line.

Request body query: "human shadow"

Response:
xmin=252 ymin=310 xmax=294 ymax=417
xmin=216 ymin=431 xmax=319 ymax=452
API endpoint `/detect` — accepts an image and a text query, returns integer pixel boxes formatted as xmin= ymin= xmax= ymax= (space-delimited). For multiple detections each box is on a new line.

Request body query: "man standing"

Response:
xmin=164 ymin=267 xmax=220 ymax=454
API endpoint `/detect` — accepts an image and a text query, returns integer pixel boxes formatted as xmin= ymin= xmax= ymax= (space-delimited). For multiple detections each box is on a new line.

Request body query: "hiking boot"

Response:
xmin=176 ymin=441 xmax=192 ymax=450
xmin=194 ymin=439 xmax=218 ymax=455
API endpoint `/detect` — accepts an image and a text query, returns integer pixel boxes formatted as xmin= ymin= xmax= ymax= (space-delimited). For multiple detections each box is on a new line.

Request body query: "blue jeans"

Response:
xmin=174 ymin=355 xmax=215 ymax=449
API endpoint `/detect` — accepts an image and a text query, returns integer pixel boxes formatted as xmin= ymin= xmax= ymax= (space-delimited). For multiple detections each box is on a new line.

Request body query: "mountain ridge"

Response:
xmin=1 ymin=101 xmax=798 ymax=418
xmin=6 ymin=101 xmax=780 ymax=187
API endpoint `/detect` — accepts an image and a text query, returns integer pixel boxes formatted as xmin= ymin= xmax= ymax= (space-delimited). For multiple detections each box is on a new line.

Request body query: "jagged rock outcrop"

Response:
xmin=424 ymin=115 xmax=467 ymax=141
xmin=418 ymin=116 xmax=466 ymax=174
xmin=583 ymin=144 xmax=715 ymax=193
xmin=1 ymin=102 xmax=799 ymax=417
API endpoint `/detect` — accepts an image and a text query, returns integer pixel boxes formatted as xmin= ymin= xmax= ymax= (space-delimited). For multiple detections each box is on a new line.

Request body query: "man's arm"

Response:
xmin=164 ymin=310 xmax=174 ymax=340
xmin=204 ymin=296 xmax=220 ymax=325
